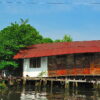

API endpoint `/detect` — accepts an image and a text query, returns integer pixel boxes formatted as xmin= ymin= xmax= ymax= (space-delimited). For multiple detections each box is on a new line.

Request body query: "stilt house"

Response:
xmin=14 ymin=40 xmax=100 ymax=77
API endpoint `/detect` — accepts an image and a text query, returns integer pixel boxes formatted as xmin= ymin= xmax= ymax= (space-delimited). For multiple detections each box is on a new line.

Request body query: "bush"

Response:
xmin=0 ymin=82 xmax=7 ymax=89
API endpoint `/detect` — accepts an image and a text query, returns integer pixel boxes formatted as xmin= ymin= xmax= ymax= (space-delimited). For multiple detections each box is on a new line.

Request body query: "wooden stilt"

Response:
xmin=98 ymin=83 xmax=100 ymax=89
xmin=73 ymin=82 xmax=78 ymax=89
xmin=65 ymin=78 xmax=69 ymax=89
xmin=43 ymin=79 xmax=47 ymax=92
xmin=72 ymin=82 xmax=75 ymax=89
xmin=96 ymin=82 xmax=100 ymax=90
xmin=23 ymin=78 xmax=26 ymax=87
xmin=50 ymin=80 xmax=53 ymax=93
xmin=39 ymin=79 xmax=42 ymax=92
xmin=93 ymin=82 xmax=98 ymax=89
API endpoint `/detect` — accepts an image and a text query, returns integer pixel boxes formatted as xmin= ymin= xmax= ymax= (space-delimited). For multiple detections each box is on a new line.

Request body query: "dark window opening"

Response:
xmin=30 ymin=58 xmax=41 ymax=68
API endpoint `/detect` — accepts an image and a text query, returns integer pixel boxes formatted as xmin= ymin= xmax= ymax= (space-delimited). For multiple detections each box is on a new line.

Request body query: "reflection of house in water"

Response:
xmin=14 ymin=40 xmax=100 ymax=77
xmin=21 ymin=89 xmax=47 ymax=100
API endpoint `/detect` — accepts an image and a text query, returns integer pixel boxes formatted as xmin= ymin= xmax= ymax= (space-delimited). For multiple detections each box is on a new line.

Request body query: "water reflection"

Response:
xmin=0 ymin=86 xmax=100 ymax=100
xmin=0 ymin=88 xmax=21 ymax=100
xmin=21 ymin=89 xmax=47 ymax=100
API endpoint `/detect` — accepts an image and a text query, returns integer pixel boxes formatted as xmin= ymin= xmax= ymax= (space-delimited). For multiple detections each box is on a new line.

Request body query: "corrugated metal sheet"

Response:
xmin=13 ymin=40 xmax=100 ymax=59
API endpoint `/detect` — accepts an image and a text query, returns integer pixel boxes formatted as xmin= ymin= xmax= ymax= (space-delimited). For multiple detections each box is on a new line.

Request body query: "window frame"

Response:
xmin=30 ymin=57 xmax=41 ymax=68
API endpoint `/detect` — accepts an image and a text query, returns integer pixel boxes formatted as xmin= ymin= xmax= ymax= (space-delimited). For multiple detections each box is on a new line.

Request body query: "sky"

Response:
xmin=0 ymin=0 xmax=100 ymax=41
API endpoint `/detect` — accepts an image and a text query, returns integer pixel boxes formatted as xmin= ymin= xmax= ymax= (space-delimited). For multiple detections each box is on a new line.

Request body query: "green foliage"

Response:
xmin=0 ymin=19 xmax=72 ymax=70
xmin=55 ymin=35 xmax=73 ymax=42
xmin=0 ymin=82 xmax=7 ymax=89
xmin=0 ymin=61 xmax=18 ymax=69
xmin=38 ymin=71 xmax=47 ymax=77
xmin=0 ymin=19 xmax=44 ymax=69
xmin=41 ymin=37 xmax=53 ymax=43
xmin=54 ymin=39 xmax=61 ymax=42
xmin=62 ymin=35 xmax=73 ymax=42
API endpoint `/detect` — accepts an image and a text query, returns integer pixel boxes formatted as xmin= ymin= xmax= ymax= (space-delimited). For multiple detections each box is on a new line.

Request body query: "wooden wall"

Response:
xmin=48 ymin=53 xmax=100 ymax=77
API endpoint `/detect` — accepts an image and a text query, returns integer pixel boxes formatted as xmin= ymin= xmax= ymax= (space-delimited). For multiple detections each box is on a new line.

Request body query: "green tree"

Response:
xmin=41 ymin=37 xmax=53 ymax=43
xmin=0 ymin=19 xmax=43 ymax=69
xmin=55 ymin=34 xmax=73 ymax=42
xmin=0 ymin=19 xmax=72 ymax=70
xmin=62 ymin=35 xmax=73 ymax=42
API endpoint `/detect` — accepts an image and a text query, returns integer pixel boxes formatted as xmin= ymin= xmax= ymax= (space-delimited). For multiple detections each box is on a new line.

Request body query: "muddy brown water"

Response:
xmin=0 ymin=85 xmax=100 ymax=100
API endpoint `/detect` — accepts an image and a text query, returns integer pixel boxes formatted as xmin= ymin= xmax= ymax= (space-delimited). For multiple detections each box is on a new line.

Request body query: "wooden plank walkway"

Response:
xmin=24 ymin=77 xmax=100 ymax=84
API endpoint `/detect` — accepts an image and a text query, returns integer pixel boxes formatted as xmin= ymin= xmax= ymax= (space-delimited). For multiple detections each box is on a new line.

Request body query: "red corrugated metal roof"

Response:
xmin=13 ymin=40 xmax=100 ymax=59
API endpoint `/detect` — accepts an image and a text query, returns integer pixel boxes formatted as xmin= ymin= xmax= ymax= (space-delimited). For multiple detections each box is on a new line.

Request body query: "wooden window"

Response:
xmin=94 ymin=53 xmax=100 ymax=67
xmin=56 ymin=55 xmax=66 ymax=65
xmin=48 ymin=56 xmax=57 ymax=70
xmin=66 ymin=54 xmax=74 ymax=68
xmin=48 ymin=55 xmax=66 ymax=70
xmin=75 ymin=54 xmax=90 ymax=68
xmin=56 ymin=55 xmax=66 ymax=70
xmin=30 ymin=58 xmax=41 ymax=68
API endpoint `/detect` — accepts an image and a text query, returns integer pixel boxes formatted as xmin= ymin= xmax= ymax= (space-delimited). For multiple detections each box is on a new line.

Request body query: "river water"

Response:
xmin=0 ymin=85 xmax=100 ymax=100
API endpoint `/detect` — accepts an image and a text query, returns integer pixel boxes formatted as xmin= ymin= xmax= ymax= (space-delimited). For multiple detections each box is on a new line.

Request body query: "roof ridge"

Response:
xmin=28 ymin=40 xmax=100 ymax=47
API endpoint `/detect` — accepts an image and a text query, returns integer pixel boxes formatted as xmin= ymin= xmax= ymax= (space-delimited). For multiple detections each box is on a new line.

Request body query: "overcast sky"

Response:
xmin=0 ymin=0 xmax=100 ymax=41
